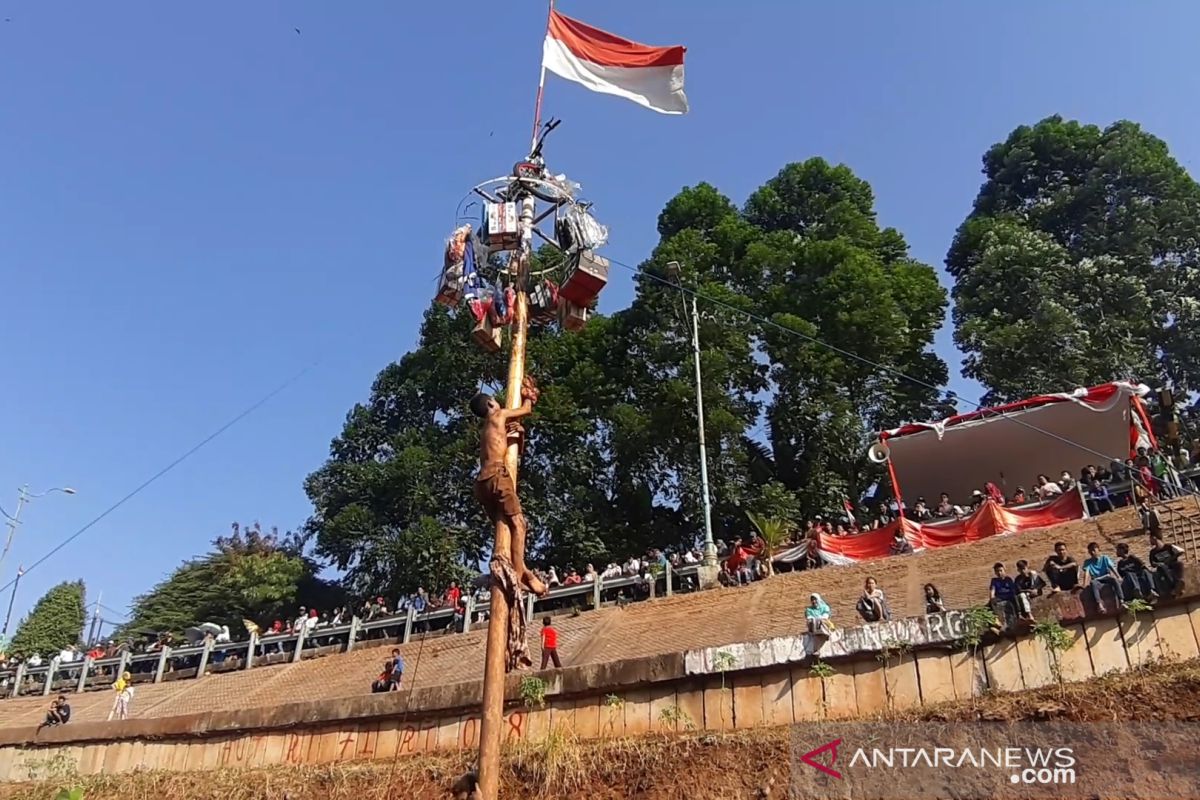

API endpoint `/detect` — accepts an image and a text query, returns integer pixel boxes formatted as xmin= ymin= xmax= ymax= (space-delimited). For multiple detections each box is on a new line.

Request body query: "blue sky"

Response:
xmin=2 ymin=1 xmax=1198 ymax=632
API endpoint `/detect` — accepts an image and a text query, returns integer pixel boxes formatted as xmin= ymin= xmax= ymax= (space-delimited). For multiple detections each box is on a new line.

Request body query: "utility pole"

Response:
xmin=475 ymin=197 xmax=535 ymax=800
xmin=667 ymin=261 xmax=717 ymax=570
xmin=86 ymin=592 xmax=102 ymax=646
xmin=0 ymin=484 xmax=76 ymax=583
xmin=2 ymin=567 xmax=24 ymax=638
xmin=689 ymin=292 xmax=718 ymax=568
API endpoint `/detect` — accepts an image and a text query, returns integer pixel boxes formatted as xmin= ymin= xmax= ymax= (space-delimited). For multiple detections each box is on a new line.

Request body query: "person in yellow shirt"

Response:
xmin=107 ymin=671 xmax=133 ymax=721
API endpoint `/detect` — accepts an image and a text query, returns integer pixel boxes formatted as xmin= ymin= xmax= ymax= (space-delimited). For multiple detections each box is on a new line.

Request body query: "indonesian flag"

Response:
xmin=542 ymin=10 xmax=688 ymax=115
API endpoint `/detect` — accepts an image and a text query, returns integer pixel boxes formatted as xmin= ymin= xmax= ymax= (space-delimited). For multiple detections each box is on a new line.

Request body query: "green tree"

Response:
xmin=120 ymin=522 xmax=337 ymax=639
xmin=10 ymin=580 xmax=86 ymax=657
xmin=630 ymin=160 xmax=947 ymax=520
xmin=948 ymin=116 xmax=1200 ymax=403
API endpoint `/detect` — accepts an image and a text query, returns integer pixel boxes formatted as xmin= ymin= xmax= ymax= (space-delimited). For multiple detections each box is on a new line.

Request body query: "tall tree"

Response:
xmin=9 ymin=580 xmax=86 ymax=657
xmin=120 ymin=523 xmax=337 ymax=639
xmin=948 ymin=116 xmax=1200 ymax=403
xmin=626 ymin=161 xmax=947 ymax=519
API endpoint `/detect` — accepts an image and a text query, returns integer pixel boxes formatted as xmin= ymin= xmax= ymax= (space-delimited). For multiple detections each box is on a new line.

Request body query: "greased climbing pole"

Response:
xmin=436 ymin=116 xmax=610 ymax=800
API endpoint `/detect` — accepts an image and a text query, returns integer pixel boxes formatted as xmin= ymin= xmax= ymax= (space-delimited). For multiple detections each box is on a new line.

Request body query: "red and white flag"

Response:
xmin=541 ymin=10 xmax=688 ymax=115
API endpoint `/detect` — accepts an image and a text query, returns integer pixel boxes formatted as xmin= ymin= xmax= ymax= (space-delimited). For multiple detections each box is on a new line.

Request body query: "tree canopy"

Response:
xmin=947 ymin=116 xmax=1200 ymax=404
xmin=119 ymin=523 xmax=339 ymax=640
xmin=305 ymin=158 xmax=949 ymax=596
xmin=9 ymin=580 xmax=86 ymax=657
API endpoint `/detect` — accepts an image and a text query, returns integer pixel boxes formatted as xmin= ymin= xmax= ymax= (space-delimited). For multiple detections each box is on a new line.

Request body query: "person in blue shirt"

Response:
xmin=388 ymin=648 xmax=405 ymax=691
xmin=1087 ymin=479 xmax=1115 ymax=515
xmin=989 ymin=562 xmax=1018 ymax=623
xmin=1082 ymin=541 xmax=1125 ymax=613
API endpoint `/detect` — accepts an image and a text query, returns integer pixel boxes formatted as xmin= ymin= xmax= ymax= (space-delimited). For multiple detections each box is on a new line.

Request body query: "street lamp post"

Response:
xmin=0 ymin=485 xmax=76 ymax=583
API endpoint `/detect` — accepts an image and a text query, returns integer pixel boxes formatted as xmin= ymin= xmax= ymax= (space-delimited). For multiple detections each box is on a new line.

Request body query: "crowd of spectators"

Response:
xmin=3 ymin=443 xmax=1196 ymax=705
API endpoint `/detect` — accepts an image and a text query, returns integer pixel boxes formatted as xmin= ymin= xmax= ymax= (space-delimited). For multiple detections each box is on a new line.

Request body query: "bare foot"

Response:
xmin=522 ymin=569 xmax=549 ymax=597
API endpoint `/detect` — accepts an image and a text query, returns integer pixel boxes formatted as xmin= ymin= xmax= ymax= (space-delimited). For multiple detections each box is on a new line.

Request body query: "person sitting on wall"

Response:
xmin=1081 ymin=541 xmax=1125 ymax=614
xmin=806 ymin=593 xmax=833 ymax=634
xmin=371 ymin=653 xmax=397 ymax=693
xmin=1043 ymin=541 xmax=1080 ymax=593
xmin=989 ymin=562 xmax=1021 ymax=623
xmin=1088 ymin=479 xmax=1116 ymax=515
xmin=1035 ymin=474 xmax=1063 ymax=500
xmin=1008 ymin=487 xmax=1028 ymax=505
xmin=910 ymin=497 xmax=933 ymax=522
xmin=1115 ymin=543 xmax=1159 ymax=604
xmin=923 ymin=583 xmax=946 ymax=614
xmin=1148 ymin=533 xmax=1185 ymax=595
xmin=804 ymin=533 xmax=822 ymax=570
xmin=39 ymin=695 xmax=71 ymax=730
xmin=935 ymin=493 xmax=962 ymax=519
xmin=1013 ymin=559 xmax=1046 ymax=619
xmin=889 ymin=529 xmax=913 ymax=556
xmin=856 ymin=577 xmax=890 ymax=623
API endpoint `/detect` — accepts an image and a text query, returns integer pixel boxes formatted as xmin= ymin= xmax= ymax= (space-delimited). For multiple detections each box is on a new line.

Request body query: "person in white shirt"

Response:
xmin=28 ymin=653 xmax=43 ymax=667
xmin=682 ymin=550 xmax=699 ymax=564
xmin=215 ymin=626 xmax=231 ymax=644
xmin=582 ymin=564 xmax=597 ymax=582
xmin=1035 ymin=474 xmax=1063 ymax=499
xmin=58 ymin=647 xmax=74 ymax=664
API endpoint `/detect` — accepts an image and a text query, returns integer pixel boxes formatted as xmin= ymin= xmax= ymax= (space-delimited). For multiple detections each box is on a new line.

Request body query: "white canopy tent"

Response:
xmin=878 ymin=382 xmax=1153 ymax=506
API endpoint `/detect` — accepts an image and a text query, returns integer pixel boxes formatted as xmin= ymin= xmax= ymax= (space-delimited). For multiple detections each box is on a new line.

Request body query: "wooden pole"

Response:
xmin=475 ymin=251 xmax=531 ymax=800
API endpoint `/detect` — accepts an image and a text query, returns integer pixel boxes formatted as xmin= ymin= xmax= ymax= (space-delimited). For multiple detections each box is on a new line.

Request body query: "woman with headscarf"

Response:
xmin=805 ymin=593 xmax=833 ymax=634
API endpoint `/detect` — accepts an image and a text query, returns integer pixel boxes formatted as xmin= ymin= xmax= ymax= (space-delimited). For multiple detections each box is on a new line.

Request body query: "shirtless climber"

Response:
xmin=470 ymin=375 xmax=548 ymax=597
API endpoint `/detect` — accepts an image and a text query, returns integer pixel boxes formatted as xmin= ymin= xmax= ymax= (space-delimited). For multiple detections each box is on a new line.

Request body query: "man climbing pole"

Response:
xmin=470 ymin=374 xmax=546 ymax=673
xmin=470 ymin=374 xmax=546 ymax=598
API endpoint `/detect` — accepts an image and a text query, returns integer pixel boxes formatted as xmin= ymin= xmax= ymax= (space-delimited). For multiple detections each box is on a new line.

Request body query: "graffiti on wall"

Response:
xmin=683 ymin=610 xmax=971 ymax=674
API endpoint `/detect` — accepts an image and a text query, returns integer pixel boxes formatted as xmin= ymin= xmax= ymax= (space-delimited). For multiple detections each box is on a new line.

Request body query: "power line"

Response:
xmin=98 ymin=603 xmax=128 ymax=620
xmin=605 ymin=253 xmax=1155 ymax=471
xmin=0 ymin=363 xmax=318 ymax=596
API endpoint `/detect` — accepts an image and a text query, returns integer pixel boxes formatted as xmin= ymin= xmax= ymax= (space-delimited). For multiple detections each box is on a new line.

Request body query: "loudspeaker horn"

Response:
xmin=867 ymin=442 xmax=891 ymax=464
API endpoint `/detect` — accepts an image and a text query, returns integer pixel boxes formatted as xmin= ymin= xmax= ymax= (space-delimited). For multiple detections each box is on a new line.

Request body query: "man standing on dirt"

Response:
xmin=470 ymin=375 xmax=547 ymax=597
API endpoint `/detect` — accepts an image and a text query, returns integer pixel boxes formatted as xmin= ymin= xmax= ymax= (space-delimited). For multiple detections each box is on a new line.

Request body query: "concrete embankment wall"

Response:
xmin=2 ymin=591 xmax=1198 ymax=781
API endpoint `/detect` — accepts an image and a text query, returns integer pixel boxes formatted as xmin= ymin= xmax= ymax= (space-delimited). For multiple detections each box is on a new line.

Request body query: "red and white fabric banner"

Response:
xmin=542 ymin=10 xmax=688 ymax=115
xmin=815 ymin=492 xmax=1086 ymax=566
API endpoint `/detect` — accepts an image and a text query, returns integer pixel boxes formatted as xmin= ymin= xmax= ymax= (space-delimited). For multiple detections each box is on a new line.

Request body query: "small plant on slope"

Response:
xmin=1032 ymin=620 xmax=1073 ymax=696
xmin=520 ymin=676 xmax=548 ymax=709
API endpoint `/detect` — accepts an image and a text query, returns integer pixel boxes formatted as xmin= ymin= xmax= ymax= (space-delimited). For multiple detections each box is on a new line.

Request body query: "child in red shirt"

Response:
xmin=539 ymin=617 xmax=562 ymax=670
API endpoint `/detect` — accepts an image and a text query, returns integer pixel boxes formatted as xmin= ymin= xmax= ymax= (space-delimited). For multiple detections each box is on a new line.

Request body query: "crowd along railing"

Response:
xmin=0 ymin=564 xmax=706 ymax=701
